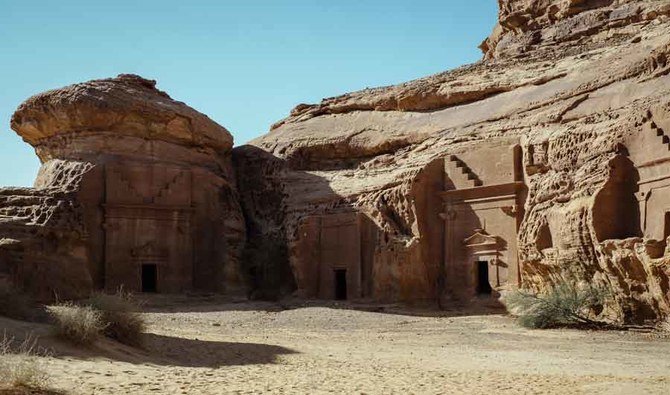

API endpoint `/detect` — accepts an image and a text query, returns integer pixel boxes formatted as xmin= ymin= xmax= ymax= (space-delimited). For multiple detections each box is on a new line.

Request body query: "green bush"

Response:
xmin=503 ymin=283 xmax=608 ymax=329
xmin=45 ymin=303 xmax=106 ymax=345
xmin=86 ymin=289 xmax=145 ymax=346
xmin=0 ymin=333 xmax=50 ymax=391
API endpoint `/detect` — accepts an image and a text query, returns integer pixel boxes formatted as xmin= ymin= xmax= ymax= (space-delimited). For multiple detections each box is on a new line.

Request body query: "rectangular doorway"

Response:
xmin=141 ymin=264 xmax=157 ymax=293
xmin=334 ymin=269 xmax=347 ymax=300
xmin=476 ymin=261 xmax=492 ymax=295
xmin=664 ymin=212 xmax=670 ymax=240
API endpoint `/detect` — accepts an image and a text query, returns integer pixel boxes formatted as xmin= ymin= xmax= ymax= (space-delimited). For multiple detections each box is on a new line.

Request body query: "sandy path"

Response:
xmin=3 ymin=299 xmax=669 ymax=394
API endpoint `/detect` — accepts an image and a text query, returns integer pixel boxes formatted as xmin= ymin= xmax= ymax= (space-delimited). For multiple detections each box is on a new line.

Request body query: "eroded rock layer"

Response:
xmin=4 ymin=75 xmax=245 ymax=298
xmin=236 ymin=0 xmax=670 ymax=323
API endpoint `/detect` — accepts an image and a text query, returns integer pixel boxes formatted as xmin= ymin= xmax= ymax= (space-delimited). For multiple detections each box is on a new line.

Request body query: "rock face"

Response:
xmin=235 ymin=0 xmax=670 ymax=323
xmin=3 ymin=1 xmax=670 ymax=324
xmin=4 ymin=74 xmax=245 ymax=298
xmin=0 ymin=187 xmax=91 ymax=301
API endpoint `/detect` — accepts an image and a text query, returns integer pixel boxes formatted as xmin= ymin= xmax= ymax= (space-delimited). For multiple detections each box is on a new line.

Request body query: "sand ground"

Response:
xmin=1 ymin=296 xmax=669 ymax=395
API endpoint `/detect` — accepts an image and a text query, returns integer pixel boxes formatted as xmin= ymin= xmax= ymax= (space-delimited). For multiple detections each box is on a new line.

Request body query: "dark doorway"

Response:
xmin=665 ymin=212 xmax=670 ymax=240
xmin=141 ymin=264 xmax=157 ymax=293
xmin=476 ymin=261 xmax=492 ymax=295
xmin=334 ymin=269 xmax=347 ymax=300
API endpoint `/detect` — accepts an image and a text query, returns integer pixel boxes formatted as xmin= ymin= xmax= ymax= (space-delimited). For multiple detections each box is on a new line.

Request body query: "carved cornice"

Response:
xmin=439 ymin=181 xmax=524 ymax=201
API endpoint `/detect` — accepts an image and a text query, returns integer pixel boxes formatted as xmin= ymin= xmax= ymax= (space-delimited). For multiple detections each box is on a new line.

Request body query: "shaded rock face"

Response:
xmin=0 ymin=186 xmax=91 ymax=301
xmin=236 ymin=0 xmax=670 ymax=323
xmin=4 ymin=75 xmax=245 ymax=299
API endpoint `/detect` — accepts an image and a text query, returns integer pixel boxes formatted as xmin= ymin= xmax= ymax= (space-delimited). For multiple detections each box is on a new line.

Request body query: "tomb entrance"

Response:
xmin=476 ymin=261 xmax=492 ymax=295
xmin=625 ymin=111 xmax=670 ymax=241
xmin=334 ymin=269 xmax=348 ymax=300
xmin=439 ymin=141 xmax=525 ymax=300
xmin=103 ymin=164 xmax=194 ymax=293
xmin=292 ymin=212 xmax=376 ymax=300
xmin=141 ymin=264 xmax=158 ymax=293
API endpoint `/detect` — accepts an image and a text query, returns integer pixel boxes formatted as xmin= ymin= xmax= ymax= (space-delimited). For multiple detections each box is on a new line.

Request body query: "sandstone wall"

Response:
xmin=2 ymin=1 xmax=670 ymax=324
xmin=0 ymin=186 xmax=92 ymax=301
xmin=5 ymin=75 xmax=245 ymax=298
xmin=237 ymin=0 xmax=670 ymax=322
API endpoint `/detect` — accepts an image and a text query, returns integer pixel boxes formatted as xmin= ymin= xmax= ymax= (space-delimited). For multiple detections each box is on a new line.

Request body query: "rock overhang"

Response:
xmin=10 ymin=74 xmax=233 ymax=153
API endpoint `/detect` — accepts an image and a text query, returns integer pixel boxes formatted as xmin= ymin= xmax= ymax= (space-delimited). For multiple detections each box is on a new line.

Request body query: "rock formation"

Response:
xmin=2 ymin=0 xmax=670 ymax=325
xmin=3 ymin=74 xmax=245 ymax=299
xmin=235 ymin=0 xmax=670 ymax=324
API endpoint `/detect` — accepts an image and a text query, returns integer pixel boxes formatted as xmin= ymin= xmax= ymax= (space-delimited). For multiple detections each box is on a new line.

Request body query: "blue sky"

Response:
xmin=0 ymin=1 xmax=498 ymax=187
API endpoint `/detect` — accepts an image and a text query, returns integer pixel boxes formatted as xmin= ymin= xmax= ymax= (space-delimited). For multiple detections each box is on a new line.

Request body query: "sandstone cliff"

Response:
xmin=236 ymin=0 xmax=670 ymax=323
xmin=2 ymin=0 xmax=669 ymax=325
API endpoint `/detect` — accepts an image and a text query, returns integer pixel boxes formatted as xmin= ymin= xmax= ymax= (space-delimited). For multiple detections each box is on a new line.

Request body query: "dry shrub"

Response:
xmin=0 ymin=333 xmax=50 ymax=391
xmin=661 ymin=316 xmax=670 ymax=332
xmin=45 ymin=303 xmax=106 ymax=345
xmin=86 ymin=289 xmax=145 ymax=346
xmin=503 ymin=283 xmax=609 ymax=329
xmin=0 ymin=280 xmax=33 ymax=321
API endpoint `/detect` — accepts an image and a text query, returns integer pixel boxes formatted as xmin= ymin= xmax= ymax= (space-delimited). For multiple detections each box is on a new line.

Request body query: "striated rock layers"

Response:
xmin=235 ymin=0 xmax=670 ymax=324
xmin=3 ymin=0 xmax=670 ymax=324
xmin=4 ymin=74 xmax=245 ymax=299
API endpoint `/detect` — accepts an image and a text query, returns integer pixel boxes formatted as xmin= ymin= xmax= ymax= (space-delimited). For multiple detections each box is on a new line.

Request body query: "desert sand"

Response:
xmin=2 ymin=297 xmax=670 ymax=395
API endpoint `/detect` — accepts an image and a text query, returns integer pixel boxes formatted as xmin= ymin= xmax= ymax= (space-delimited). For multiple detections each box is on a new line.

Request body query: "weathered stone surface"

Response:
xmin=11 ymin=74 xmax=232 ymax=152
xmin=0 ymin=186 xmax=91 ymax=301
xmin=236 ymin=0 xmax=670 ymax=323
xmin=481 ymin=0 xmax=670 ymax=59
xmin=3 ymin=75 xmax=245 ymax=298
xmin=2 ymin=1 xmax=669 ymax=324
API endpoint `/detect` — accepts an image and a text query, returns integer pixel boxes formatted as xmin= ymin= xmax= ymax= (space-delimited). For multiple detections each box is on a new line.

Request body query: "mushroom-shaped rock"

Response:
xmin=3 ymin=74 xmax=245 ymax=297
xmin=11 ymin=74 xmax=232 ymax=152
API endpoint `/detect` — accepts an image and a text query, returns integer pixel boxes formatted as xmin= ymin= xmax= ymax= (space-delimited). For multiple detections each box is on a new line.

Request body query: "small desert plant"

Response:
xmin=86 ymin=289 xmax=145 ymax=346
xmin=45 ymin=303 xmax=106 ymax=345
xmin=0 ymin=280 xmax=33 ymax=321
xmin=503 ymin=283 xmax=609 ymax=329
xmin=0 ymin=333 xmax=50 ymax=391
xmin=661 ymin=316 xmax=670 ymax=332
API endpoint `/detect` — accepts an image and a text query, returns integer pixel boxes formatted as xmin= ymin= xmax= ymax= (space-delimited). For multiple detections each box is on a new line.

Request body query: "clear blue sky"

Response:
xmin=0 ymin=0 xmax=497 ymax=187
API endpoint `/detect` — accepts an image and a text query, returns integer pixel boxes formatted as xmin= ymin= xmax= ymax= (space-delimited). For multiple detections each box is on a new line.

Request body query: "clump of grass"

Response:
xmin=503 ymin=283 xmax=609 ymax=329
xmin=45 ymin=303 xmax=106 ymax=345
xmin=86 ymin=289 xmax=145 ymax=346
xmin=44 ymin=289 xmax=146 ymax=348
xmin=0 ymin=280 xmax=34 ymax=321
xmin=0 ymin=333 xmax=50 ymax=391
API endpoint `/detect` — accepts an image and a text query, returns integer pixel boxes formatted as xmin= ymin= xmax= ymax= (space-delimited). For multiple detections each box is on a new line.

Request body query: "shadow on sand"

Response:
xmin=140 ymin=333 xmax=297 ymax=367
xmin=1 ymin=314 xmax=296 ymax=368
xmin=281 ymin=298 xmax=506 ymax=318
xmin=138 ymin=294 xmax=285 ymax=314
xmin=46 ymin=333 xmax=298 ymax=368
xmin=0 ymin=388 xmax=67 ymax=395
xmin=137 ymin=293 xmax=505 ymax=318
